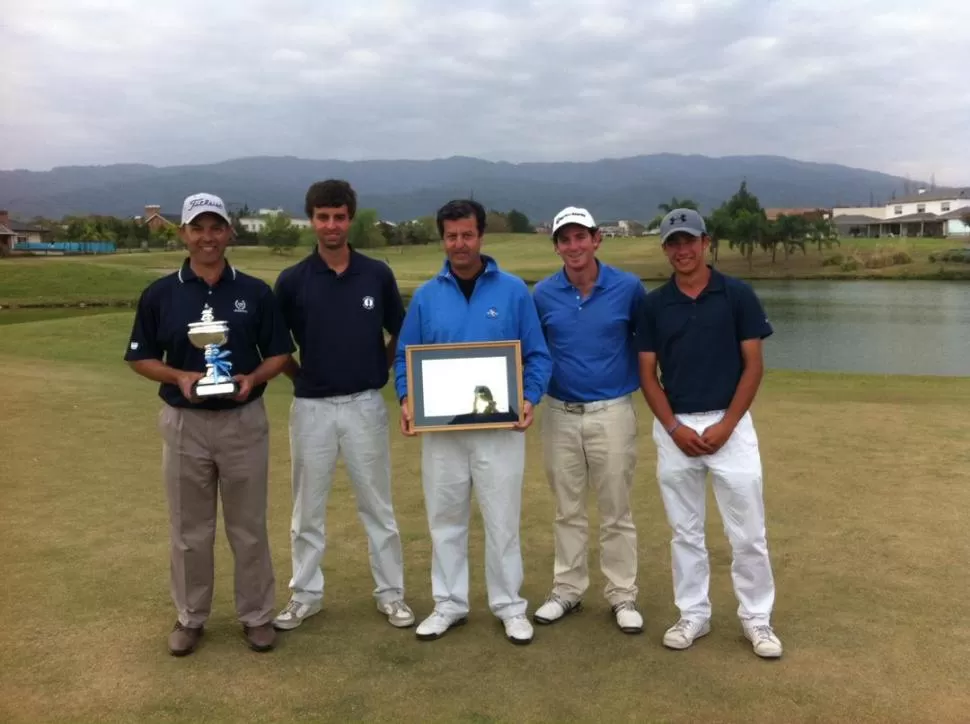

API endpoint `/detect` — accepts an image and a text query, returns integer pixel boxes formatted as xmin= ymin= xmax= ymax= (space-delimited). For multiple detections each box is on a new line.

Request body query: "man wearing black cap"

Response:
xmin=636 ymin=208 xmax=783 ymax=659
xmin=125 ymin=192 xmax=294 ymax=656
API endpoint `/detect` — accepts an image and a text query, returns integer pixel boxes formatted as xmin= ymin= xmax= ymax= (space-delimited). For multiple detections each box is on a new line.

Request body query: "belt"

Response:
xmin=546 ymin=394 xmax=631 ymax=415
xmin=301 ymin=390 xmax=378 ymax=404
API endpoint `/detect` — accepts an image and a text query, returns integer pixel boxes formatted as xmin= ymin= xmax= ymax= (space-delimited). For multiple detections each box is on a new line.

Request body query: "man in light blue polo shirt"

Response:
xmin=531 ymin=206 xmax=648 ymax=635
xmin=394 ymin=198 xmax=553 ymax=646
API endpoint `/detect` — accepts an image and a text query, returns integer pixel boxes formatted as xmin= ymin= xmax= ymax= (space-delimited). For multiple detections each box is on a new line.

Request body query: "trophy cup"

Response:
xmin=187 ymin=304 xmax=239 ymax=398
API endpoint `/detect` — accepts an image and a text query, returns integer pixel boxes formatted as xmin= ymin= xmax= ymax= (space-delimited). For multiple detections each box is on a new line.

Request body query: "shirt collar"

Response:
xmin=178 ymin=258 xmax=236 ymax=284
xmin=663 ymin=265 xmax=725 ymax=302
xmin=437 ymin=254 xmax=499 ymax=279
xmin=554 ymin=259 xmax=610 ymax=291
xmin=309 ymin=244 xmax=361 ymax=275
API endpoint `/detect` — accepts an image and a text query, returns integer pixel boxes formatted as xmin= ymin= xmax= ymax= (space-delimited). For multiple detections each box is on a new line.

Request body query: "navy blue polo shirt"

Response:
xmin=636 ymin=268 xmax=773 ymax=414
xmin=274 ymin=247 xmax=406 ymax=398
xmin=124 ymin=259 xmax=295 ymax=410
xmin=533 ymin=261 xmax=648 ymax=403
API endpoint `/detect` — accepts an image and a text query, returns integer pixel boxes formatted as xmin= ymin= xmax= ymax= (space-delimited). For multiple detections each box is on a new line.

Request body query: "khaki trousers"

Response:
xmin=158 ymin=398 xmax=275 ymax=628
xmin=541 ymin=395 xmax=639 ymax=606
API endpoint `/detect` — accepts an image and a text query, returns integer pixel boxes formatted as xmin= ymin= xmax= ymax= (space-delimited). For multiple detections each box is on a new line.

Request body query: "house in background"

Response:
xmin=0 ymin=218 xmax=14 ymax=256
xmin=765 ymin=208 xmax=832 ymax=222
xmin=238 ymin=208 xmax=312 ymax=234
xmin=0 ymin=210 xmax=49 ymax=248
xmin=135 ymin=204 xmax=180 ymax=231
xmin=832 ymin=188 xmax=970 ymax=238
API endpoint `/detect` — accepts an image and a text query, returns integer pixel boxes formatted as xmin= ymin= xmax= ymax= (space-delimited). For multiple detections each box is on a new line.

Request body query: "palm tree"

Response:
xmin=808 ymin=218 xmax=840 ymax=254
xmin=649 ymin=197 xmax=700 ymax=231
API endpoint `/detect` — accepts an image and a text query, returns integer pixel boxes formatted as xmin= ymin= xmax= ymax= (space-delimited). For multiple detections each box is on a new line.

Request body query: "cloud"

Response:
xmin=3 ymin=0 xmax=969 ymax=184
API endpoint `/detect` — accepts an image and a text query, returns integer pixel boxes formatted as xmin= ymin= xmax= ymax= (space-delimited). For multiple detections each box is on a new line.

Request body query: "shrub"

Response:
xmin=822 ymin=253 xmax=844 ymax=267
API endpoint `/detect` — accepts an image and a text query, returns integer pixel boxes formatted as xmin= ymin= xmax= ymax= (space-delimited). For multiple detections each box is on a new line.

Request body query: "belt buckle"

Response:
xmin=563 ymin=402 xmax=585 ymax=415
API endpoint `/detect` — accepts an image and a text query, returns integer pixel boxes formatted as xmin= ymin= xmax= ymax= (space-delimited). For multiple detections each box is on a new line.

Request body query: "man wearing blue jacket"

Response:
xmin=394 ymin=199 xmax=552 ymax=646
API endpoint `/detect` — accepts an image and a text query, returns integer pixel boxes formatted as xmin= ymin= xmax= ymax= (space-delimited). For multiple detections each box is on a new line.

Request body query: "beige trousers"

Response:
xmin=541 ymin=395 xmax=639 ymax=606
xmin=158 ymin=398 xmax=275 ymax=628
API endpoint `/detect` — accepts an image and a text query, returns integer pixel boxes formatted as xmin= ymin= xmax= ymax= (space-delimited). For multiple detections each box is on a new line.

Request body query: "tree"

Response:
xmin=808 ymin=217 xmax=840 ymax=254
xmin=400 ymin=216 xmax=438 ymax=245
xmin=507 ymin=209 xmax=534 ymax=234
xmin=658 ymin=197 xmax=699 ymax=213
xmin=649 ymin=197 xmax=700 ymax=230
xmin=705 ymin=207 xmax=734 ymax=266
xmin=962 ymin=212 xmax=970 ymax=235
xmin=772 ymin=214 xmax=810 ymax=266
xmin=485 ymin=211 xmax=510 ymax=234
xmin=261 ymin=212 xmax=300 ymax=254
xmin=731 ymin=209 xmax=766 ymax=270
xmin=347 ymin=208 xmax=385 ymax=249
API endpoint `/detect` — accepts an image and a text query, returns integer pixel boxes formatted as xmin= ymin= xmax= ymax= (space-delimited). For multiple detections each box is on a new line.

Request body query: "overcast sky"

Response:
xmin=5 ymin=0 xmax=969 ymax=184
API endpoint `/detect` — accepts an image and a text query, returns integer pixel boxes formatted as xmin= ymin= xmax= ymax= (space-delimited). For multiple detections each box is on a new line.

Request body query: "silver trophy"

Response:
xmin=187 ymin=304 xmax=238 ymax=398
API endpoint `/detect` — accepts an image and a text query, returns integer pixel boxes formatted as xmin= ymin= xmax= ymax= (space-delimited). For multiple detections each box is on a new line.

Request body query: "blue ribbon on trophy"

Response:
xmin=187 ymin=304 xmax=240 ymax=398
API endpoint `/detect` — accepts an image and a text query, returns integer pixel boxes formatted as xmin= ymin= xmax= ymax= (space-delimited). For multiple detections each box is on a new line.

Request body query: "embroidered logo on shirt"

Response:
xmin=486 ymin=307 xmax=498 ymax=319
xmin=234 ymin=299 xmax=248 ymax=313
xmin=130 ymin=342 xmax=139 ymax=350
xmin=362 ymin=296 xmax=375 ymax=310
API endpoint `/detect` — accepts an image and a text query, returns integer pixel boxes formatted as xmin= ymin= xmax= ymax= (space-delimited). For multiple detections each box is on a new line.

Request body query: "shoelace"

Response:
xmin=386 ymin=601 xmax=409 ymax=617
xmin=671 ymin=619 xmax=695 ymax=634
xmin=751 ymin=625 xmax=775 ymax=640
xmin=282 ymin=600 xmax=304 ymax=617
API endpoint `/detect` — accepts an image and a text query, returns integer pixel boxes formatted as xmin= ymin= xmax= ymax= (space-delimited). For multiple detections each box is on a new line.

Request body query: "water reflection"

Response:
xmin=753 ymin=280 xmax=970 ymax=376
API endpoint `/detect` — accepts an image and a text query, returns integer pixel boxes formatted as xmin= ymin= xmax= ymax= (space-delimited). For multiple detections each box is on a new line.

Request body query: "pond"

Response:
xmin=2 ymin=280 xmax=968 ymax=376
xmin=752 ymin=280 xmax=970 ymax=376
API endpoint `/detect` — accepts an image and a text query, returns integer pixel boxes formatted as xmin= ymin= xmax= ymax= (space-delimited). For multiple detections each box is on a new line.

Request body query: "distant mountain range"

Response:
xmin=0 ymin=154 xmax=927 ymax=222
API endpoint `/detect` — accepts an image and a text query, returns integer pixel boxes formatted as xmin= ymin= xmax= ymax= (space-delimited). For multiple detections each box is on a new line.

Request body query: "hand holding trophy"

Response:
xmin=186 ymin=304 xmax=239 ymax=398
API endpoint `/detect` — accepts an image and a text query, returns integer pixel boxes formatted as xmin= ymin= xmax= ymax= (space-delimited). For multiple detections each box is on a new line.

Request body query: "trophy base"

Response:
xmin=193 ymin=380 xmax=239 ymax=398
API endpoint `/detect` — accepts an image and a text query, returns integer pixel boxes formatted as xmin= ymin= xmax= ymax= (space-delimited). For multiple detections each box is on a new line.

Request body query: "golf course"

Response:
xmin=2 ymin=235 xmax=969 ymax=723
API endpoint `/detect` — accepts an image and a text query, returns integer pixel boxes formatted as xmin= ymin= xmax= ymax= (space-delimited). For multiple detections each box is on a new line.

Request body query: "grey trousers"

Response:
xmin=158 ymin=398 xmax=275 ymax=628
xmin=287 ymin=391 xmax=405 ymax=606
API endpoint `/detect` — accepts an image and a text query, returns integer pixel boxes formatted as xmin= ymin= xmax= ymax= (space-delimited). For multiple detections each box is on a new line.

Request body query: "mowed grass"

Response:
xmin=2 ymin=313 xmax=970 ymax=723
xmin=2 ymin=232 xmax=968 ymax=309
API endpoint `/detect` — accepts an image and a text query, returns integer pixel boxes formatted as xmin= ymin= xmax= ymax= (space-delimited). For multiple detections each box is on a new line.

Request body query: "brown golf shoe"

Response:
xmin=168 ymin=622 xmax=203 ymax=656
xmin=244 ymin=622 xmax=276 ymax=652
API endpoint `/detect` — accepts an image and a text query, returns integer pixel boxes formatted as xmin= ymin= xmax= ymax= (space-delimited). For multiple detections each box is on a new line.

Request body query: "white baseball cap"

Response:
xmin=181 ymin=193 xmax=231 ymax=226
xmin=551 ymin=206 xmax=597 ymax=238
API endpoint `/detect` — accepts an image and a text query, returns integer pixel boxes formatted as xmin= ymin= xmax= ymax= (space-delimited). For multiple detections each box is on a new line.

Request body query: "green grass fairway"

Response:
xmin=2 ymin=233 xmax=968 ymax=310
xmin=1 ymin=312 xmax=969 ymax=723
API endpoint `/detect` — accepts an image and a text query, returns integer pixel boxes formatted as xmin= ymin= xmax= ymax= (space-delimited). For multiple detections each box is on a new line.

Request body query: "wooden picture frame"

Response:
xmin=405 ymin=340 xmax=524 ymax=433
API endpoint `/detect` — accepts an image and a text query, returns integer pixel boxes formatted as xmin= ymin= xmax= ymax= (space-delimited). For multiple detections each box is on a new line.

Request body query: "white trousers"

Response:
xmin=653 ymin=411 xmax=776 ymax=626
xmin=288 ymin=391 xmax=405 ymax=606
xmin=421 ymin=429 xmax=527 ymax=620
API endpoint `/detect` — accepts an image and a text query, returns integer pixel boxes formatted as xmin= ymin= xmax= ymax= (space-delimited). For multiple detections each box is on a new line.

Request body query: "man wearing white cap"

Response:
xmin=531 ymin=206 xmax=648 ymax=634
xmin=125 ymin=193 xmax=294 ymax=656
xmin=636 ymin=208 xmax=783 ymax=658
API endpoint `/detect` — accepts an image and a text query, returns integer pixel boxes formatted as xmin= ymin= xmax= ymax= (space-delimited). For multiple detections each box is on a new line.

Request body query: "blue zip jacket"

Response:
xmin=394 ymin=255 xmax=552 ymax=405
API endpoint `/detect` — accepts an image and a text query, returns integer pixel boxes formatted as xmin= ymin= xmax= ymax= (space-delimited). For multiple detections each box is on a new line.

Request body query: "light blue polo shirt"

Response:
xmin=533 ymin=261 xmax=647 ymax=403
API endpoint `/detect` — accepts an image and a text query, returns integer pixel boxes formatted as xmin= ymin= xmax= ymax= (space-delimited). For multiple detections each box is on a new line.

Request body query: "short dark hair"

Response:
xmin=305 ymin=179 xmax=357 ymax=219
xmin=436 ymin=199 xmax=486 ymax=237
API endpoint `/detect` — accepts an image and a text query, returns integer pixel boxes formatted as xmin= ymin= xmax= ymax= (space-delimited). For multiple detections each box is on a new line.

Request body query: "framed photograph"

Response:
xmin=405 ymin=340 xmax=524 ymax=433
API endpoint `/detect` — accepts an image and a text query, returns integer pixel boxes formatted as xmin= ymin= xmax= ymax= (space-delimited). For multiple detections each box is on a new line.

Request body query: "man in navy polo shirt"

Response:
xmin=125 ymin=192 xmax=294 ymax=656
xmin=636 ymin=208 xmax=783 ymax=659
xmin=272 ymin=179 xmax=415 ymax=632
xmin=394 ymin=199 xmax=552 ymax=646
xmin=531 ymin=206 xmax=648 ymax=635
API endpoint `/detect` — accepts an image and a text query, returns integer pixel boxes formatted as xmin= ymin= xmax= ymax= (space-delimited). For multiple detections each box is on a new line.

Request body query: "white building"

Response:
xmin=238 ymin=208 xmax=312 ymax=234
xmin=832 ymin=188 xmax=970 ymax=238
